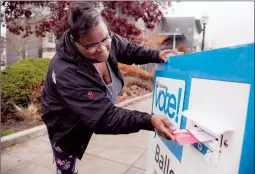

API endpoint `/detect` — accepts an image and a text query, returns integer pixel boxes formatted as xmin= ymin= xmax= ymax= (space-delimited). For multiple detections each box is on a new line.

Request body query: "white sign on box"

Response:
xmin=153 ymin=77 xmax=185 ymax=129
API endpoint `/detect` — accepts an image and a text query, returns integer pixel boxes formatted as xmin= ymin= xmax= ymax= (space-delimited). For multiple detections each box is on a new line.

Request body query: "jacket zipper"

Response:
xmin=77 ymin=58 xmax=107 ymax=88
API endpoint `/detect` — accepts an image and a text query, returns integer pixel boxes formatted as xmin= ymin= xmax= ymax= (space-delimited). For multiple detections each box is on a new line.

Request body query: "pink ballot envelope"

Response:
xmin=170 ymin=127 xmax=216 ymax=145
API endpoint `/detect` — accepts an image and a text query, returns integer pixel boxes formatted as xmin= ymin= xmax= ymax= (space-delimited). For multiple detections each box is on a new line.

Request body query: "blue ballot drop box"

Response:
xmin=146 ymin=43 xmax=254 ymax=174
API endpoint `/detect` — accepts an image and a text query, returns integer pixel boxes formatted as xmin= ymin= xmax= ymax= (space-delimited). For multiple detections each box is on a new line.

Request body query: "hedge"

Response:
xmin=1 ymin=58 xmax=51 ymax=113
xmin=118 ymin=63 xmax=153 ymax=81
xmin=1 ymin=58 xmax=153 ymax=115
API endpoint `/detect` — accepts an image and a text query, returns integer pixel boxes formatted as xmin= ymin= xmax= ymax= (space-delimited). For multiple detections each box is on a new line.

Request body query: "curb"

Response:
xmin=1 ymin=93 xmax=152 ymax=149
xmin=1 ymin=125 xmax=47 ymax=149
xmin=116 ymin=92 xmax=152 ymax=107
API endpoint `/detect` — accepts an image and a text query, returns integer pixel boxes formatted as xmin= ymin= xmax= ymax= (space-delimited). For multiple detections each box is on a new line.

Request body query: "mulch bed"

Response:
xmin=1 ymin=86 xmax=151 ymax=136
xmin=1 ymin=120 xmax=43 ymax=133
xmin=116 ymin=85 xmax=150 ymax=103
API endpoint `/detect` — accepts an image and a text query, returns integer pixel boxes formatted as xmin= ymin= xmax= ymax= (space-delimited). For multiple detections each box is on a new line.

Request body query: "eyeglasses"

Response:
xmin=78 ymin=33 xmax=113 ymax=53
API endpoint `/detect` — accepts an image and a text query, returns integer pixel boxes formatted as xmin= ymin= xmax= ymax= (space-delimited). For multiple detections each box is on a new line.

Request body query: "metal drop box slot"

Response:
xmin=182 ymin=109 xmax=235 ymax=166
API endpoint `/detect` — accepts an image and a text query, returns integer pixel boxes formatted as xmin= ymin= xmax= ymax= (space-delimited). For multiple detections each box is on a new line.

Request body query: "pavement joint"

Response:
xmin=124 ymin=166 xmax=146 ymax=174
xmin=84 ymin=153 xmax=131 ymax=167
xmin=124 ymin=149 xmax=147 ymax=174
xmin=129 ymin=149 xmax=148 ymax=170
xmin=1 ymin=97 xmax=153 ymax=174
xmin=2 ymin=150 xmax=54 ymax=174
xmin=1 ymin=154 xmax=28 ymax=173
xmin=1 ymin=94 xmax=152 ymax=150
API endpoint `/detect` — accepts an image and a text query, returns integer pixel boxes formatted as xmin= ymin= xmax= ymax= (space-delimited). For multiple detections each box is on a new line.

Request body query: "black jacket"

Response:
xmin=41 ymin=29 xmax=164 ymax=159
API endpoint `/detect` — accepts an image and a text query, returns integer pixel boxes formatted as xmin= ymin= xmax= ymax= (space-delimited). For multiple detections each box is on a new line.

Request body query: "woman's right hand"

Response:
xmin=151 ymin=115 xmax=176 ymax=140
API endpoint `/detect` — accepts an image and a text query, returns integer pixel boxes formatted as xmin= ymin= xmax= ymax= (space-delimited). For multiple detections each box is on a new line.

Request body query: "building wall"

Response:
xmin=142 ymin=17 xmax=202 ymax=73
xmin=42 ymin=33 xmax=56 ymax=49
xmin=4 ymin=5 xmax=51 ymax=66
xmin=6 ymin=31 xmax=42 ymax=66
xmin=161 ymin=17 xmax=198 ymax=51
xmin=42 ymin=33 xmax=56 ymax=59
xmin=42 ymin=51 xmax=55 ymax=59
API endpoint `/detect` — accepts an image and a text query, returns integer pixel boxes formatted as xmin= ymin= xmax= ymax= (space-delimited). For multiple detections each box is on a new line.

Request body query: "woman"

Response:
xmin=41 ymin=2 xmax=178 ymax=174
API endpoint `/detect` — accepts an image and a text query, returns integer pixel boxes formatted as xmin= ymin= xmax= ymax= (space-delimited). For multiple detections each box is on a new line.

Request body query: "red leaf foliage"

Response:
xmin=1 ymin=1 xmax=165 ymax=44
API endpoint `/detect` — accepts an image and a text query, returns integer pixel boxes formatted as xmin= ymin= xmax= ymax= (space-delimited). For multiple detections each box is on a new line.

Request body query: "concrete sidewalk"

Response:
xmin=1 ymin=98 xmax=154 ymax=174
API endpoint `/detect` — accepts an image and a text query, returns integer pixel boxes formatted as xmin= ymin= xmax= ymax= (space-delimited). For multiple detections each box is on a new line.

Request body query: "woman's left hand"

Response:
xmin=159 ymin=49 xmax=179 ymax=63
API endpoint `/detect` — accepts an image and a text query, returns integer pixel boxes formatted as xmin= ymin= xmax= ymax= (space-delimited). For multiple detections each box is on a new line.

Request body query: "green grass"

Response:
xmin=1 ymin=129 xmax=15 ymax=137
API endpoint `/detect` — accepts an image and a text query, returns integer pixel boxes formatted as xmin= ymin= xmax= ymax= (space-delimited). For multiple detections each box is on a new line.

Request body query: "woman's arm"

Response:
xmin=111 ymin=32 xmax=178 ymax=65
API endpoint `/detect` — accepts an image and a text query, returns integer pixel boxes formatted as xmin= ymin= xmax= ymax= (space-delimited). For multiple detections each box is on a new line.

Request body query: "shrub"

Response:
xmin=177 ymin=43 xmax=189 ymax=54
xmin=1 ymin=59 xmax=152 ymax=116
xmin=141 ymin=31 xmax=167 ymax=50
xmin=1 ymin=89 xmax=13 ymax=115
xmin=124 ymin=76 xmax=153 ymax=91
xmin=118 ymin=63 xmax=153 ymax=81
xmin=1 ymin=58 xmax=50 ymax=114
xmin=126 ymin=88 xmax=132 ymax=96
xmin=120 ymin=87 xmax=132 ymax=96
xmin=13 ymin=103 xmax=41 ymax=122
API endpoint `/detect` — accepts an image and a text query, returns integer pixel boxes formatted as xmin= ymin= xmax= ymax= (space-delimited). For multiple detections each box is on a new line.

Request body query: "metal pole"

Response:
xmin=201 ymin=23 xmax=206 ymax=51
xmin=173 ymin=34 xmax=176 ymax=50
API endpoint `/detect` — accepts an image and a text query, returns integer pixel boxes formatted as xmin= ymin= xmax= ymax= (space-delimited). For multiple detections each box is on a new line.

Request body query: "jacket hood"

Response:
xmin=56 ymin=29 xmax=81 ymax=64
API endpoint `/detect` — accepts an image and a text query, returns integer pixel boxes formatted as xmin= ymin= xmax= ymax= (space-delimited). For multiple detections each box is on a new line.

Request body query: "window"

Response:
xmin=175 ymin=28 xmax=180 ymax=32
xmin=43 ymin=48 xmax=56 ymax=52
xmin=188 ymin=28 xmax=192 ymax=32
xmin=48 ymin=34 xmax=55 ymax=43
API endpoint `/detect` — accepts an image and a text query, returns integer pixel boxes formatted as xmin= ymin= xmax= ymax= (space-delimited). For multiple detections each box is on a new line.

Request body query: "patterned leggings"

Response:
xmin=50 ymin=141 xmax=78 ymax=174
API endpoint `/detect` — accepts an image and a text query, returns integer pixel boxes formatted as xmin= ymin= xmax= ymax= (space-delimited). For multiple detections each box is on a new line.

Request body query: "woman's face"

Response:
xmin=75 ymin=22 xmax=112 ymax=63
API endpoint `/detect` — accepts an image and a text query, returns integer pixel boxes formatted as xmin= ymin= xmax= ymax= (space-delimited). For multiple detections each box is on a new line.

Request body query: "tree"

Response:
xmin=1 ymin=1 xmax=167 ymax=44
xmin=1 ymin=1 xmax=68 ymax=38
xmin=141 ymin=32 xmax=167 ymax=50
xmin=4 ymin=35 xmax=40 ymax=60
xmin=1 ymin=36 xmax=5 ymax=55
xmin=101 ymin=2 xmax=164 ymax=44
xmin=1 ymin=36 xmax=6 ymax=65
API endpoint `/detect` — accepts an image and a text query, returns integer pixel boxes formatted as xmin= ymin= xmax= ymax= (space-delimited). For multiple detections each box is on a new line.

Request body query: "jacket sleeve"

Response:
xmin=112 ymin=32 xmax=164 ymax=65
xmin=56 ymin=67 xmax=154 ymax=134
